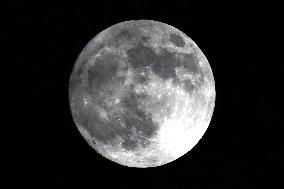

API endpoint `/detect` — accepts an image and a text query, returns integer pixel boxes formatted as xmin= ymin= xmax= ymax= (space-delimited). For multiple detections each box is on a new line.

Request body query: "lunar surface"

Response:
xmin=69 ymin=20 xmax=215 ymax=168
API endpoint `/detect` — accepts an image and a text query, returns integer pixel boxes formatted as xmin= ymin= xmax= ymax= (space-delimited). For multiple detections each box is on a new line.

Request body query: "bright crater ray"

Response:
xmin=69 ymin=20 xmax=216 ymax=168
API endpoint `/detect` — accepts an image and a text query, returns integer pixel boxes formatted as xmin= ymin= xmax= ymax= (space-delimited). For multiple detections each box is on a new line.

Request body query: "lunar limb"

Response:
xmin=69 ymin=20 xmax=215 ymax=168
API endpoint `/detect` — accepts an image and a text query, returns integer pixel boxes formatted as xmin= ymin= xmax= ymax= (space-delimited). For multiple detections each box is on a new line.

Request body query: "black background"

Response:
xmin=2 ymin=2 xmax=282 ymax=188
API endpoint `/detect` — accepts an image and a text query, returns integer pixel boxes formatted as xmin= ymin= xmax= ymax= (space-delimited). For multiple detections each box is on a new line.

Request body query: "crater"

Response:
xmin=169 ymin=33 xmax=185 ymax=47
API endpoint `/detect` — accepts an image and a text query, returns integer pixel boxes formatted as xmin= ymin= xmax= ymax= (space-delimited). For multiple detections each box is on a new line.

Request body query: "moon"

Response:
xmin=69 ymin=20 xmax=216 ymax=168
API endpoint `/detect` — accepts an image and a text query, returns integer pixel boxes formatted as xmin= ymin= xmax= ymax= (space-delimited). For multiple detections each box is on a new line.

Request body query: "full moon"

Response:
xmin=69 ymin=20 xmax=216 ymax=168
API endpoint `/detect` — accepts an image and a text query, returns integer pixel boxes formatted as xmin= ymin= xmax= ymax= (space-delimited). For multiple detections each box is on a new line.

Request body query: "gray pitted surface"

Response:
xmin=69 ymin=20 xmax=215 ymax=168
xmin=72 ymin=35 xmax=205 ymax=150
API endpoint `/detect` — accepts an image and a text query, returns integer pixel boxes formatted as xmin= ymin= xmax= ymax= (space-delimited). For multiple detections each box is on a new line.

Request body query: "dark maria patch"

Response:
xmin=169 ymin=33 xmax=185 ymax=47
